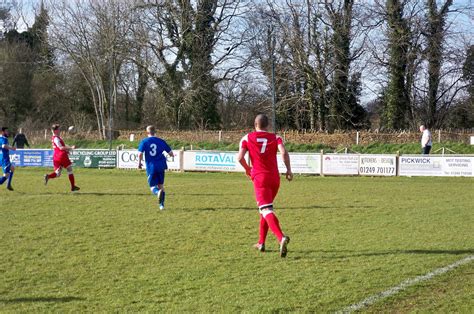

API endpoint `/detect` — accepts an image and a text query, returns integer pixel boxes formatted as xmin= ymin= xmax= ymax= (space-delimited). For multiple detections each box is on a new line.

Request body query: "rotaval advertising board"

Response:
xmin=183 ymin=151 xmax=244 ymax=172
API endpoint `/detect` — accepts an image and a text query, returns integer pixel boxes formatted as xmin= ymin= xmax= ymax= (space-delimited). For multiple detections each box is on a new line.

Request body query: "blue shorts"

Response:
xmin=2 ymin=161 xmax=12 ymax=174
xmin=147 ymin=170 xmax=165 ymax=187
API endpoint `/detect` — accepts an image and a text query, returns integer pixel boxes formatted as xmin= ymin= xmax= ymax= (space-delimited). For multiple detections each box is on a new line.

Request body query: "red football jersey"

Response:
xmin=52 ymin=135 xmax=69 ymax=160
xmin=240 ymin=131 xmax=283 ymax=176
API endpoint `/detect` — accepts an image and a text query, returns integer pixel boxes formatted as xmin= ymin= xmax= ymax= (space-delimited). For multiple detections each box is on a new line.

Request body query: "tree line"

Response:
xmin=0 ymin=0 xmax=472 ymax=138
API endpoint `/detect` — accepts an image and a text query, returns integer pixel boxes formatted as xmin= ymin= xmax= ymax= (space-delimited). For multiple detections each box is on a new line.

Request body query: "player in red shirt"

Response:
xmin=238 ymin=114 xmax=293 ymax=257
xmin=44 ymin=124 xmax=80 ymax=191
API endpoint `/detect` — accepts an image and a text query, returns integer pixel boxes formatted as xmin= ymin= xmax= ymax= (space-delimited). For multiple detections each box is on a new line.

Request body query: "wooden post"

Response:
xmin=356 ymin=131 xmax=359 ymax=145
xmin=218 ymin=130 xmax=222 ymax=142
xmin=396 ymin=151 xmax=400 ymax=176
xmin=438 ymin=129 xmax=441 ymax=143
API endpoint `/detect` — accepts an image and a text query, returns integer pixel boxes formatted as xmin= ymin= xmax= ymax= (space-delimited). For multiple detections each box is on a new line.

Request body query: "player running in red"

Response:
xmin=44 ymin=124 xmax=80 ymax=191
xmin=238 ymin=114 xmax=293 ymax=257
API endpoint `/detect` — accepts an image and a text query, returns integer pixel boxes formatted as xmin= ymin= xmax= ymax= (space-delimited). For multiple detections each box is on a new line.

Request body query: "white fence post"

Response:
xmin=320 ymin=150 xmax=324 ymax=177
xmin=179 ymin=148 xmax=185 ymax=172
xmin=356 ymin=131 xmax=359 ymax=145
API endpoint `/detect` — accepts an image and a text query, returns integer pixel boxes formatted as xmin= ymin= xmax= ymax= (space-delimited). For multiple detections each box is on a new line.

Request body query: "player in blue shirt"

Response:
xmin=0 ymin=127 xmax=16 ymax=191
xmin=138 ymin=125 xmax=174 ymax=210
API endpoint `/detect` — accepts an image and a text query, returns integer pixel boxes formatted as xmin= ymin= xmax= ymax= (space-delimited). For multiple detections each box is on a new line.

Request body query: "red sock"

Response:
xmin=258 ymin=214 xmax=269 ymax=244
xmin=68 ymin=174 xmax=75 ymax=188
xmin=48 ymin=172 xmax=57 ymax=179
xmin=264 ymin=212 xmax=284 ymax=242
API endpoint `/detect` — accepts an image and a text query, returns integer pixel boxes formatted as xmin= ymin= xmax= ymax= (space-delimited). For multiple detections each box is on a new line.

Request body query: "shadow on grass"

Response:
xmin=180 ymin=193 xmax=243 ymax=196
xmin=317 ymin=249 xmax=474 ymax=259
xmin=181 ymin=206 xmax=253 ymax=211
xmin=0 ymin=296 xmax=84 ymax=303
xmin=75 ymin=192 xmax=150 ymax=196
xmin=16 ymin=192 xmax=150 ymax=196
xmin=176 ymin=205 xmax=335 ymax=212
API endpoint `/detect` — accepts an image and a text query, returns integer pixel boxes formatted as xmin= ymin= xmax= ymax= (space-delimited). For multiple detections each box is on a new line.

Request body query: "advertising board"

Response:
xmin=117 ymin=149 xmax=179 ymax=170
xmin=277 ymin=153 xmax=321 ymax=174
xmin=1 ymin=149 xmax=53 ymax=167
xmin=442 ymin=156 xmax=474 ymax=176
xmin=69 ymin=149 xmax=117 ymax=168
xmin=399 ymin=156 xmax=444 ymax=176
xmin=183 ymin=151 xmax=244 ymax=172
xmin=322 ymin=154 xmax=359 ymax=175
xmin=359 ymin=155 xmax=396 ymax=176
xmin=399 ymin=156 xmax=473 ymax=177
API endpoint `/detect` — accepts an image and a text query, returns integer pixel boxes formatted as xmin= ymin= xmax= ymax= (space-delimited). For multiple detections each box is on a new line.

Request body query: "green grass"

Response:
xmin=33 ymin=139 xmax=474 ymax=154
xmin=349 ymin=142 xmax=474 ymax=154
xmin=1 ymin=169 xmax=473 ymax=312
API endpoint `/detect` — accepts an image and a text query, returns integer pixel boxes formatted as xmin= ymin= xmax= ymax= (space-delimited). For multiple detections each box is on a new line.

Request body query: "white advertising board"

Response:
xmin=399 ymin=156 xmax=474 ymax=177
xmin=277 ymin=153 xmax=321 ymax=174
xmin=117 ymin=149 xmax=180 ymax=170
xmin=183 ymin=151 xmax=244 ymax=172
xmin=322 ymin=154 xmax=359 ymax=175
xmin=399 ymin=156 xmax=444 ymax=176
xmin=359 ymin=155 xmax=397 ymax=176
xmin=442 ymin=157 xmax=474 ymax=176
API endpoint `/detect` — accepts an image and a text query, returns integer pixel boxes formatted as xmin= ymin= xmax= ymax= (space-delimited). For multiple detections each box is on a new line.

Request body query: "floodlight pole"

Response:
xmin=108 ymin=55 xmax=114 ymax=151
xmin=270 ymin=24 xmax=277 ymax=134
xmin=108 ymin=27 xmax=116 ymax=151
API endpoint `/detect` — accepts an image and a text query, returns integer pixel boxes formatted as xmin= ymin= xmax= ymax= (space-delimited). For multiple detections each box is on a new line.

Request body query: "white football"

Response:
xmin=68 ymin=126 xmax=75 ymax=132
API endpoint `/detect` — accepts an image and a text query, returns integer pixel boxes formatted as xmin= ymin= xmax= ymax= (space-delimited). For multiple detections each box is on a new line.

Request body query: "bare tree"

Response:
xmin=133 ymin=0 xmax=250 ymax=130
xmin=48 ymin=0 xmax=134 ymax=139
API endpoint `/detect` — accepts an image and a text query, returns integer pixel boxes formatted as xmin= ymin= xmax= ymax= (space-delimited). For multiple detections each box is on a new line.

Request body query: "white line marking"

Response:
xmin=339 ymin=255 xmax=474 ymax=313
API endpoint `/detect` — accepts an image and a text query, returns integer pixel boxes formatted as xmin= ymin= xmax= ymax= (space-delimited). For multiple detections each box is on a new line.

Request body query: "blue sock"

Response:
xmin=7 ymin=172 xmax=13 ymax=187
xmin=0 ymin=176 xmax=6 ymax=185
xmin=151 ymin=186 xmax=159 ymax=195
xmin=161 ymin=191 xmax=166 ymax=205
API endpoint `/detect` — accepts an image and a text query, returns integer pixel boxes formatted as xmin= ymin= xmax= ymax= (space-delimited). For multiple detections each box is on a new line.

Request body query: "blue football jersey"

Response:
xmin=0 ymin=136 xmax=10 ymax=164
xmin=138 ymin=136 xmax=172 ymax=172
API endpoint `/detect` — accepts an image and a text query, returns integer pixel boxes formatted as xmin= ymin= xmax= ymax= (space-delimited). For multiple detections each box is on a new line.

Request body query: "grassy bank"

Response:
xmin=32 ymin=139 xmax=474 ymax=154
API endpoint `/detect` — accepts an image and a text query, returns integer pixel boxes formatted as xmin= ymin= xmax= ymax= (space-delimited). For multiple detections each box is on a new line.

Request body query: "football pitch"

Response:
xmin=1 ymin=168 xmax=473 ymax=312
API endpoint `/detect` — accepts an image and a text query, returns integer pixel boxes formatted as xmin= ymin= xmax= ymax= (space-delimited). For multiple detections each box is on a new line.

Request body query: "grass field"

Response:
xmin=1 ymin=168 xmax=473 ymax=312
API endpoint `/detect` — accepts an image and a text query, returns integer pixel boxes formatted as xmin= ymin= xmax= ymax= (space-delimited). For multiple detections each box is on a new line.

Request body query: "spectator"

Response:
xmin=12 ymin=129 xmax=30 ymax=149
xmin=419 ymin=125 xmax=432 ymax=154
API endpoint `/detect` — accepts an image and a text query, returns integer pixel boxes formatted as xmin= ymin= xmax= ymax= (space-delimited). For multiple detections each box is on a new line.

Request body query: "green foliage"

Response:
xmin=383 ymin=0 xmax=410 ymax=130
xmin=0 ymin=169 xmax=473 ymax=311
xmin=0 ymin=5 xmax=56 ymax=129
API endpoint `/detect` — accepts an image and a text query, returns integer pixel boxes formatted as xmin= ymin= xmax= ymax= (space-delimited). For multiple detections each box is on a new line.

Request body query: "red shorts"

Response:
xmin=53 ymin=157 xmax=72 ymax=170
xmin=252 ymin=173 xmax=280 ymax=208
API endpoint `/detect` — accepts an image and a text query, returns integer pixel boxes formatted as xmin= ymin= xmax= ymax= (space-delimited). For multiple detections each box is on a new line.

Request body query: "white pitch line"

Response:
xmin=339 ymin=255 xmax=474 ymax=313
